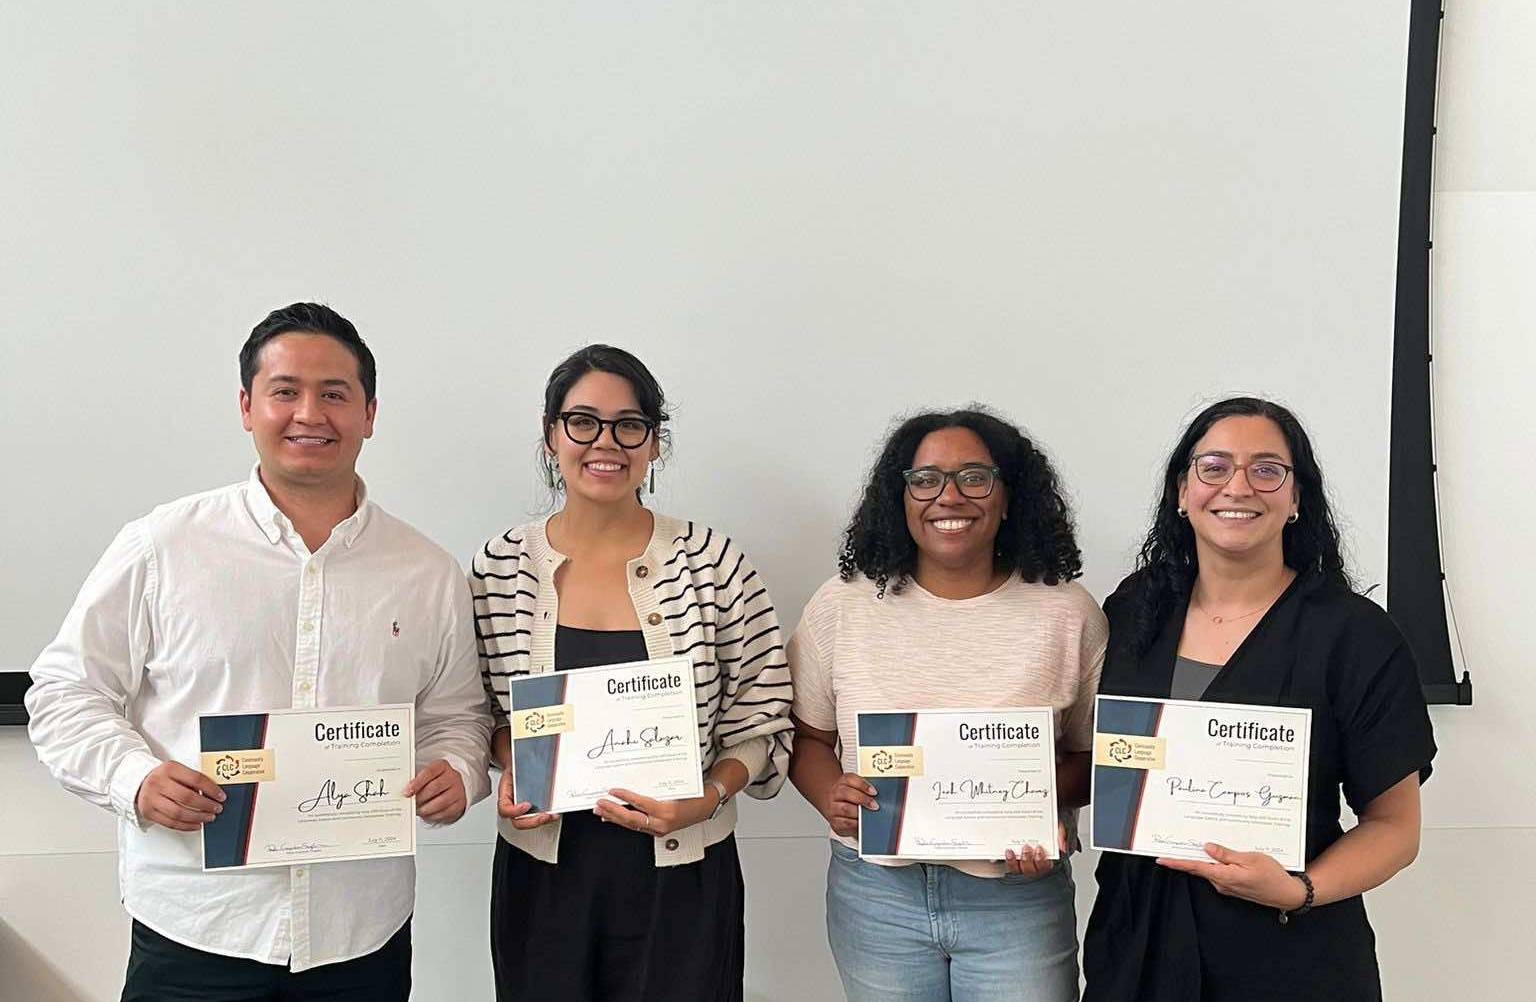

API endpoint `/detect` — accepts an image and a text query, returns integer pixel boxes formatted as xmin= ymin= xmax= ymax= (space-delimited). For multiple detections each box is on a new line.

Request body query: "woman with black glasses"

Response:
xmin=787 ymin=407 xmax=1102 ymax=1002
xmin=1082 ymin=397 xmax=1435 ymax=1002
xmin=470 ymin=344 xmax=794 ymax=1002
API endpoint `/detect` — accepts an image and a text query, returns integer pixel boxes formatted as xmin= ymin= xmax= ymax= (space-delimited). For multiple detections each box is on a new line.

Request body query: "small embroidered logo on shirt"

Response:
xmin=391 ymin=620 xmax=400 ymax=638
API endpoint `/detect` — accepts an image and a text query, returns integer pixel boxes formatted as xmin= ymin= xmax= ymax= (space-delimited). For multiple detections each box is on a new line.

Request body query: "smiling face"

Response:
xmin=1176 ymin=415 xmax=1299 ymax=566
xmin=240 ymin=333 xmax=376 ymax=494
xmin=545 ymin=370 xmax=659 ymax=506
xmin=903 ymin=427 xmax=1008 ymax=578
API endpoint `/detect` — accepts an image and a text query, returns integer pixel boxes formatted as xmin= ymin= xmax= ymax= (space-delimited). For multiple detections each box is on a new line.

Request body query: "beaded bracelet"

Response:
xmin=1278 ymin=871 xmax=1315 ymax=924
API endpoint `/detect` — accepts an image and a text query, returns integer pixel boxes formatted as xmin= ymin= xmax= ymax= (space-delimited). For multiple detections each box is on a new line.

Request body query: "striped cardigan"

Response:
xmin=470 ymin=511 xmax=794 ymax=866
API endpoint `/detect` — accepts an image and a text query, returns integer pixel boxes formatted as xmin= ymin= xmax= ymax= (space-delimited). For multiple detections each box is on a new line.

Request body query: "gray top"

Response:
xmin=1171 ymin=655 xmax=1223 ymax=701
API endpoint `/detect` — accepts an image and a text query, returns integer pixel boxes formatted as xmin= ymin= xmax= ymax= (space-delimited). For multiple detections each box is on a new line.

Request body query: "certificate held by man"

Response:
xmin=198 ymin=704 xmax=417 ymax=871
xmin=857 ymin=708 xmax=1060 ymax=861
xmin=1091 ymin=695 xmax=1312 ymax=871
xmin=509 ymin=655 xmax=704 ymax=814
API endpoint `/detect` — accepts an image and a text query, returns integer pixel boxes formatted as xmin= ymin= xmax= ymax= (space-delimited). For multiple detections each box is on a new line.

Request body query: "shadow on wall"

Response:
xmin=0 ymin=918 xmax=93 ymax=1002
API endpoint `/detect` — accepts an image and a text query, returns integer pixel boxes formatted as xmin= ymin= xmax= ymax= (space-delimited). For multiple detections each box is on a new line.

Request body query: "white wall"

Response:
xmin=1364 ymin=3 xmax=1536 ymax=997
xmin=3 ymin=3 xmax=1532 ymax=1001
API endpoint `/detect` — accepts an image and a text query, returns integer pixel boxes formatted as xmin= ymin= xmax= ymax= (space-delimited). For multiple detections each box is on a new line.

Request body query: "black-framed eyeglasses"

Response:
xmin=901 ymin=465 xmax=1001 ymax=501
xmin=1190 ymin=453 xmax=1293 ymax=492
xmin=556 ymin=411 xmax=656 ymax=448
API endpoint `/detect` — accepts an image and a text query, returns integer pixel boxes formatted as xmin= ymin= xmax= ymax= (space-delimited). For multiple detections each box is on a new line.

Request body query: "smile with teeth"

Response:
xmin=930 ymin=518 xmax=976 ymax=532
xmin=285 ymin=436 xmax=335 ymax=446
xmin=1212 ymin=510 xmax=1260 ymax=520
xmin=584 ymin=461 xmax=625 ymax=473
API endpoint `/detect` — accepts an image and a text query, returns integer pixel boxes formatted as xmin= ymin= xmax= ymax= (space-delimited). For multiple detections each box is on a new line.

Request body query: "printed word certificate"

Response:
xmin=857 ymin=708 xmax=1060 ymax=861
xmin=199 ymin=704 xmax=417 ymax=871
xmin=1091 ymin=695 xmax=1312 ymax=871
xmin=509 ymin=656 xmax=704 ymax=814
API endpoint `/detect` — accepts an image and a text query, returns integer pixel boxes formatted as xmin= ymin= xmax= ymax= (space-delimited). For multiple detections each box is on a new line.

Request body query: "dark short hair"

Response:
xmin=1124 ymin=396 xmax=1350 ymax=655
xmin=838 ymin=407 xmax=1083 ymax=597
xmin=541 ymin=344 xmax=671 ymax=451
xmin=239 ymin=303 xmax=377 ymax=402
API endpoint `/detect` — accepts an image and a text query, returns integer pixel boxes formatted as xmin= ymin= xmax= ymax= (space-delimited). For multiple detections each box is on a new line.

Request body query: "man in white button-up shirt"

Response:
xmin=26 ymin=303 xmax=493 ymax=1001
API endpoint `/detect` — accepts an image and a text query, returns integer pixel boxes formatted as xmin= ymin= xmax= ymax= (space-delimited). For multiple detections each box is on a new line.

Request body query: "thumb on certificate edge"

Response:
xmin=1204 ymin=842 xmax=1234 ymax=863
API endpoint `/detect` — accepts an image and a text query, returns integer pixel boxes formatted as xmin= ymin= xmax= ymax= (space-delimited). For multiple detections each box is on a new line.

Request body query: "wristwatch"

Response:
xmin=706 ymin=778 xmax=731 ymax=820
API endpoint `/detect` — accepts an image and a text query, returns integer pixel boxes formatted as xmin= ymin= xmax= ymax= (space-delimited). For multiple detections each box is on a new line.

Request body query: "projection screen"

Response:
xmin=2 ymin=3 xmax=1415 ymax=684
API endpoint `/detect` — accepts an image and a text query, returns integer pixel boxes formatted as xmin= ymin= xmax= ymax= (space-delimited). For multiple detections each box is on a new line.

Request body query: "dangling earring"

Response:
xmin=1287 ymin=511 xmax=1299 ymax=524
xmin=1176 ymin=507 xmax=1189 ymax=519
xmin=545 ymin=455 xmax=564 ymax=492
xmin=648 ymin=464 xmax=657 ymax=495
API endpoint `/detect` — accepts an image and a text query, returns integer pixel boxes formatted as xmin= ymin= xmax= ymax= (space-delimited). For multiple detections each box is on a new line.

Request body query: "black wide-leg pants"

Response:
xmin=490 ymin=810 xmax=744 ymax=1002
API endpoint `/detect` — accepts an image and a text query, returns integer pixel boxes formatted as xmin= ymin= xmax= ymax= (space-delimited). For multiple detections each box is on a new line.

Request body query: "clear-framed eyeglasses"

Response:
xmin=901 ymin=464 xmax=1001 ymax=501
xmin=556 ymin=411 xmax=656 ymax=449
xmin=1190 ymin=453 xmax=1293 ymax=493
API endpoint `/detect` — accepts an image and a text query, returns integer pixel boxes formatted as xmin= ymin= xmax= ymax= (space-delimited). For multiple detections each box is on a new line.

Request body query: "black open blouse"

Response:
xmin=1082 ymin=570 xmax=1436 ymax=1002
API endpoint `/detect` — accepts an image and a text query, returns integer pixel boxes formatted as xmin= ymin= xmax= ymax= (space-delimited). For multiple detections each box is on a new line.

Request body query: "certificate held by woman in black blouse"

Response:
xmin=1091 ymin=694 xmax=1311 ymax=870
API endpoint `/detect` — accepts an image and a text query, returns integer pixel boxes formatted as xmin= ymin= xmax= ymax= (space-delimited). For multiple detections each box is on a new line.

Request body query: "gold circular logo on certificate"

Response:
xmin=524 ymin=711 xmax=546 ymax=734
xmin=871 ymin=749 xmax=894 ymax=773
xmin=214 ymin=754 xmax=242 ymax=781
xmin=1108 ymin=738 xmax=1132 ymax=764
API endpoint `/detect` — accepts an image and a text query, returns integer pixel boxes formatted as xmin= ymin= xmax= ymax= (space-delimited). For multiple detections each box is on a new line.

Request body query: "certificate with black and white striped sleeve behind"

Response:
xmin=509 ymin=655 xmax=704 ymax=814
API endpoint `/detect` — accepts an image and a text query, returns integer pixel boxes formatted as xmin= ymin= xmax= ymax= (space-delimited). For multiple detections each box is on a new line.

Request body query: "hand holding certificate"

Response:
xmin=1091 ymin=695 xmax=1312 ymax=871
xmin=198 ymin=704 xmax=417 ymax=870
xmin=509 ymin=656 xmax=704 ymax=814
xmin=857 ymin=708 xmax=1060 ymax=861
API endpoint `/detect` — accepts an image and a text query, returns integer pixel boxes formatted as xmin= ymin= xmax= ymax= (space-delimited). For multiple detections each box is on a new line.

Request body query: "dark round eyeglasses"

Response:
xmin=556 ymin=411 xmax=655 ymax=449
xmin=901 ymin=465 xmax=1001 ymax=501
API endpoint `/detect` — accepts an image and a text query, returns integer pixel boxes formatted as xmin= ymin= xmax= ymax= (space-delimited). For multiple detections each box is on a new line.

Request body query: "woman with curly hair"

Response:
xmin=1082 ymin=397 xmax=1435 ymax=1002
xmin=787 ymin=407 xmax=1103 ymax=1002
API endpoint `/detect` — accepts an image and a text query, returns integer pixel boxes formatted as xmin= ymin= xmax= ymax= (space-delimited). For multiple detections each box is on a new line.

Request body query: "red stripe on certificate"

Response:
xmin=1126 ymin=701 xmax=1164 ymax=852
xmin=889 ymin=713 xmax=917 ymax=855
xmin=238 ymin=714 xmax=269 ymax=866
xmin=546 ymin=675 xmax=568 ymax=808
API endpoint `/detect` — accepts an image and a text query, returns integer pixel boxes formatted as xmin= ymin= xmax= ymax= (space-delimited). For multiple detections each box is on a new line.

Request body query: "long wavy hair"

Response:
xmin=838 ymin=407 xmax=1083 ymax=597
xmin=1126 ymin=396 xmax=1350 ymax=655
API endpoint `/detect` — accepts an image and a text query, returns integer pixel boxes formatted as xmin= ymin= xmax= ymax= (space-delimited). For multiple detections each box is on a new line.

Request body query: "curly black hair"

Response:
xmin=1125 ymin=396 xmax=1350 ymax=655
xmin=838 ymin=407 xmax=1083 ymax=597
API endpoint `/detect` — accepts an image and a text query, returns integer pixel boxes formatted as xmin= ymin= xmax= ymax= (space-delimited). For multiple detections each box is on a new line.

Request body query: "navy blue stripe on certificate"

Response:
xmin=1092 ymin=697 xmax=1164 ymax=851
xmin=200 ymin=712 xmax=269 ymax=869
xmin=857 ymin=712 xmax=917 ymax=857
xmin=510 ymin=674 xmax=568 ymax=813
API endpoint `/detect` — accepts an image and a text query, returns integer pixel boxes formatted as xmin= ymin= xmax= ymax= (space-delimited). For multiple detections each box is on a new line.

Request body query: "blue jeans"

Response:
xmin=825 ymin=840 xmax=1080 ymax=1002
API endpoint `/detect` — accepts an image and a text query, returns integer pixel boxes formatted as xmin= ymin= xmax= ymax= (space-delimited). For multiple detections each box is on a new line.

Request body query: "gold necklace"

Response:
xmin=1193 ymin=576 xmax=1292 ymax=626
xmin=1192 ymin=601 xmax=1267 ymax=626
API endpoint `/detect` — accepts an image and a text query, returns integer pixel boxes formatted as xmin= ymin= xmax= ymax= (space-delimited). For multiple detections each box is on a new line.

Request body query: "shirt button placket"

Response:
xmin=295 ymin=559 xmax=321 ymax=709
xmin=291 ymin=556 xmax=319 ymax=967
xmin=290 ymin=865 xmax=310 ymax=969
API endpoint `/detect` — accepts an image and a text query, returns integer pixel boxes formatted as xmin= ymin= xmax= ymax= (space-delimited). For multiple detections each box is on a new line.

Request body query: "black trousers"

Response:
xmin=121 ymin=918 xmax=411 ymax=1002
xmin=491 ymin=811 xmax=745 ymax=1002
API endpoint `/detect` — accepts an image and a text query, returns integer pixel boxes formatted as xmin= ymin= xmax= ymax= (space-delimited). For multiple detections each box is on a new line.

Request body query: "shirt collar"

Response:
xmin=243 ymin=464 xmax=373 ymax=548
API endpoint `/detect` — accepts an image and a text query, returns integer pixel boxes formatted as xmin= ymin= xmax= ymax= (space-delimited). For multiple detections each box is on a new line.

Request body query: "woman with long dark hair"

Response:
xmin=1082 ymin=397 xmax=1435 ymax=1002
xmin=471 ymin=345 xmax=794 ymax=1001
xmin=788 ymin=407 xmax=1102 ymax=1002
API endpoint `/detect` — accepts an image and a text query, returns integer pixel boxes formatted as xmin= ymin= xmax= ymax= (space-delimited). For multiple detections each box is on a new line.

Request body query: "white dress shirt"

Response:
xmin=26 ymin=467 xmax=492 ymax=971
